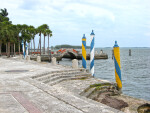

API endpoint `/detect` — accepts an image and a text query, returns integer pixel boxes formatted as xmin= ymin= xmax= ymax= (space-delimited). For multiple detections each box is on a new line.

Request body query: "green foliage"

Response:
xmin=0 ymin=8 xmax=53 ymax=55
xmin=55 ymin=44 xmax=90 ymax=49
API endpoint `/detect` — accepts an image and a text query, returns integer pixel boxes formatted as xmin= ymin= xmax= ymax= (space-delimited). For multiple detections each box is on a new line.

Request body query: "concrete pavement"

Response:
xmin=0 ymin=57 xmax=122 ymax=113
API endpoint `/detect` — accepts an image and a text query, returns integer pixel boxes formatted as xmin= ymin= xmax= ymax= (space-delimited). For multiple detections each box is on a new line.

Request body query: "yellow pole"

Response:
xmin=82 ymin=34 xmax=86 ymax=69
xmin=113 ymin=41 xmax=122 ymax=90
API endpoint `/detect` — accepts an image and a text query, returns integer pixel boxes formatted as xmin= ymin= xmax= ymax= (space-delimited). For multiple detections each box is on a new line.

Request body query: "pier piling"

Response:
xmin=82 ymin=34 xmax=86 ymax=69
xmin=90 ymin=30 xmax=95 ymax=77
xmin=113 ymin=41 xmax=122 ymax=91
xmin=129 ymin=49 xmax=131 ymax=56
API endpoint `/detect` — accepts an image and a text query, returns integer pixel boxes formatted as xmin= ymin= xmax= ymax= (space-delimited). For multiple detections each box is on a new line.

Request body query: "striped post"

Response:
xmin=21 ymin=41 xmax=25 ymax=58
xmin=82 ymin=34 xmax=86 ymax=69
xmin=26 ymin=41 xmax=28 ymax=56
xmin=90 ymin=30 xmax=95 ymax=76
xmin=113 ymin=41 xmax=122 ymax=90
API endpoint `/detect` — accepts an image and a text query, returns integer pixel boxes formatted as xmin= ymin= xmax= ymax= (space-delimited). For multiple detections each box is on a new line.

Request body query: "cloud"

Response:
xmin=0 ymin=0 xmax=150 ymax=47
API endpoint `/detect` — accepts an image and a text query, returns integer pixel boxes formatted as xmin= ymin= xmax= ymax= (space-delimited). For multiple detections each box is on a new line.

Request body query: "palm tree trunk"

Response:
xmin=40 ymin=35 xmax=41 ymax=56
xmin=11 ymin=43 xmax=13 ymax=57
xmin=44 ymin=36 xmax=45 ymax=54
xmin=0 ymin=42 xmax=2 ymax=56
xmin=33 ymin=38 xmax=35 ymax=55
xmin=37 ymin=37 xmax=40 ymax=53
xmin=19 ymin=42 xmax=20 ymax=55
xmin=18 ymin=36 xmax=20 ymax=55
xmin=48 ymin=35 xmax=49 ymax=54
xmin=6 ymin=43 xmax=7 ymax=55
xmin=30 ymin=40 xmax=32 ymax=55
xmin=28 ymin=42 xmax=30 ymax=55
xmin=7 ymin=42 xmax=10 ymax=57
xmin=14 ymin=43 xmax=16 ymax=57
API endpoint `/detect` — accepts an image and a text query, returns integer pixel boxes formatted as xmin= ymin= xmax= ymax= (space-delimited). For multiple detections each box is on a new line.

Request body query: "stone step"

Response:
xmin=47 ymin=77 xmax=69 ymax=86
xmin=47 ymin=73 xmax=92 ymax=86
xmin=36 ymin=70 xmax=82 ymax=81
xmin=31 ymin=71 xmax=51 ymax=79
xmin=80 ymin=87 xmax=96 ymax=98
xmin=43 ymin=75 xmax=73 ymax=84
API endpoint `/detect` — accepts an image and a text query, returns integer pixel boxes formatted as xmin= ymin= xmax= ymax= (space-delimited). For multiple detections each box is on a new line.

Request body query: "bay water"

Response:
xmin=59 ymin=48 xmax=150 ymax=101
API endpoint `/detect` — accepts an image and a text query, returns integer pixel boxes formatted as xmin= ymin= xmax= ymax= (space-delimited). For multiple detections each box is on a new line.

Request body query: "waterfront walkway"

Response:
xmin=0 ymin=57 xmax=122 ymax=113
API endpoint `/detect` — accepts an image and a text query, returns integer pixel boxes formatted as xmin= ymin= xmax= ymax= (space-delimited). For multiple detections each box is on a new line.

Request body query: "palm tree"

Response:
xmin=32 ymin=28 xmax=37 ymax=55
xmin=46 ymin=29 xmax=52 ymax=53
xmin=37 ymin=24 xmax=49 ymax=55
xmin=0 ymin=8 xmax=8 ymax=17
xmin=43 ymin=30 xmax=47 ymax=54
xmin=2 ymin=22 xmax=15 ymax=57
xmin=15 ymin=24 xmax=23 ymax=55
xmin=28 ymin=26 xmax=36 ymax=55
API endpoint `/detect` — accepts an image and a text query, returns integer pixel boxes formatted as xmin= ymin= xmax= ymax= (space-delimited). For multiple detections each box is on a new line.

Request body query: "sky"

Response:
xmin=0 ymin=0 xmax=150 ymax=47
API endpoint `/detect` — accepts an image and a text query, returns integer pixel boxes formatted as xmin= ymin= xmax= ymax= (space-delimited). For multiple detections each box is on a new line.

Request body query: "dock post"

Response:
xmin=26 ymin=55 xmax=30 ymax=61
xmin=37 ymin=56 xmax=41 ymax=63
xmin=82 ymin=34 xmax=86 ymax=69
xmin=52 ymin=57 xmax=56 ymax=65
xmin=72 ymin=59 xmax=78 ymax=69
xmin=129 ymin=49 xmax=131 ymax=56
xmin=113 ymin=41 xmax=122 ymax=91
xmin=90 ymin=30 xmax=95 ymax=77
xmin=19 ymin=54 xmax=23 ymax=60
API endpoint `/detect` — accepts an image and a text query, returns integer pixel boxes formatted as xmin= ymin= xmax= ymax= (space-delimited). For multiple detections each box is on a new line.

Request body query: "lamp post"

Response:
xmin=82 ymin=34 xmax=86 ymax=69
xmin=90 ymin=30 xmax=95 ymax=77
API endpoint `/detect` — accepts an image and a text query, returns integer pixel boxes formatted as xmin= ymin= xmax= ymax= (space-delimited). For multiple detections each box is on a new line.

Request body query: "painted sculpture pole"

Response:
xmin=26 ymin=41 xmax=28 ymax=56
xmin=90 ymin=30 xmax=95 ymax=76
xmin=82 ymin=34 xmax=86 ymax=69
xmin=113 ymin=41 xmax=122 ymax=91
xmin=21 ymin=40 xmax=25 ymax=58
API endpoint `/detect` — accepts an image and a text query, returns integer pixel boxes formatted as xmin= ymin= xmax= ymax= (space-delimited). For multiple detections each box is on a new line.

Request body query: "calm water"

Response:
xmin=59 ymin=48 xmax=150 ymax=101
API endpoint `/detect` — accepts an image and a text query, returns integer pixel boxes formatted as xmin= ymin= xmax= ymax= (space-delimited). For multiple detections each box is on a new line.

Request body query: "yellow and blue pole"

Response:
xmin=113 ymin=41 xmax=122 ymax=90
xmin=82 ymin=34 xmax=86 ymax=69
xmin=90 ymin=30 xmax=95 ymax=76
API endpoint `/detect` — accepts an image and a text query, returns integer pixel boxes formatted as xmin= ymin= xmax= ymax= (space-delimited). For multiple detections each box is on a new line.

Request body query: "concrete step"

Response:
xmin=47 ymin=77 xmax=69 ymax=86
xmin=36 ymin=70 xmax=82 ymax=81
xmin=47 ymin=73 xmax=92 ymax=86
xmin=43 ymin=75 xmax=73 ymax=84
xmin=31 ymin=71 xmax=51 ymax=79
xmin=32 ymin=69 xmax=80 ymax=79
xmin=80 ymin=87 xmax=96 ymax=98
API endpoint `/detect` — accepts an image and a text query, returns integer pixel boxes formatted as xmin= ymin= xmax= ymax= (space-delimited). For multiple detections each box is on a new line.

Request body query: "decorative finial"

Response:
xmin=90 ymin=30 xmax=95 ymax=36
xmin=82 ymin=34 xmax=86 ymax=39
xmin=114 ymin=41 xmax=119 ymax=47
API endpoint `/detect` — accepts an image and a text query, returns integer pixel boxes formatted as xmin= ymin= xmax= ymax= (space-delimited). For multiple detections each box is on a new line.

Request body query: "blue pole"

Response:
xmin=90 ymin=30 xmax=95 ymax=76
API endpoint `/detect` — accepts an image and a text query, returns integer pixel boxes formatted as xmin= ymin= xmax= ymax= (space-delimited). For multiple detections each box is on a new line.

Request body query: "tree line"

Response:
xmin=55 ymin=44 xmax=90 ymax=49
xmin=0 ymin=8 xmax=52 ymax=57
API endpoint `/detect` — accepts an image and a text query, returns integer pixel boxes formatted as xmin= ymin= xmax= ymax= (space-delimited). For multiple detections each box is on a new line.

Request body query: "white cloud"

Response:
xmin=0 ymin=0 xmax=150 ymax=47
xmin=63 ymin=3 xmax=115 ymax=22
